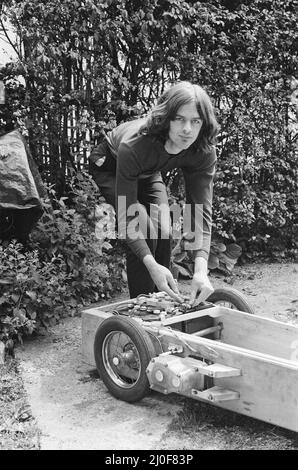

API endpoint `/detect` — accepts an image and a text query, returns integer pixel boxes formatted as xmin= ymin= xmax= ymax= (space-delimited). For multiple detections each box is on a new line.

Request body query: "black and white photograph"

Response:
xmin=0 ymin=0 xmax=297 ymax=454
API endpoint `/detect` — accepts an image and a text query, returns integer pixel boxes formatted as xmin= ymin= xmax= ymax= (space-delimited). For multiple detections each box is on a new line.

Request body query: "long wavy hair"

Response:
xmin=140 ymin=81 xmax=219 ymax=152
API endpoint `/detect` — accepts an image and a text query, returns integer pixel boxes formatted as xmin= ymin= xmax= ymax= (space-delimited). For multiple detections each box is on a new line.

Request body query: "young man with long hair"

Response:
xmin=89 ymin=81 xmax=219 ymax=305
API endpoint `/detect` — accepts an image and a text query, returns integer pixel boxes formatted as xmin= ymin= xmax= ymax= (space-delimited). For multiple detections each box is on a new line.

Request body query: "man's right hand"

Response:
xmin=143 ymin=255 xmax=183 ymax=303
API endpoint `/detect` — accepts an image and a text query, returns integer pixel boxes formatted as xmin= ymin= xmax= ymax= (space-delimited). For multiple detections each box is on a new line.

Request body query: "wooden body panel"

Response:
xmin=81 ymin=299 xmax=133 ymax=366
xmin=145 ymin=325 xmax=298 ymax=431
xmin=81 ymin=309 xmax=112 ymax=366
xmin=81 ymin=302 xmax=298 ymax=432
xmin=212 ymin=307 xmax=298 ymax=362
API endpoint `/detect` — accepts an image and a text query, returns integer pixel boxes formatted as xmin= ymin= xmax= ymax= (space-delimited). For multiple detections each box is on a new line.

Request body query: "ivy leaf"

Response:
xmin=176 ymin=264 xmax=192 ymax=279
xmin=173 ymin=251 xmax=187 ymax=263
xmin=208 ymin=254 xmax=220 ymax=270
xmin=11 ymin=293 xmax=20 ymax=304
xmin=26 ymin=291 xmax=37 ymax=301
xmin=13 ymin=308 xmax=27 ymax=322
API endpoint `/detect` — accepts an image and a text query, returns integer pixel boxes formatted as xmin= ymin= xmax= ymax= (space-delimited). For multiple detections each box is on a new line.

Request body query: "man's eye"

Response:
xmin=175 ymin=116 xmax=183 ymax=121
xmin=192 ymin=119 xmax=201 ymax=124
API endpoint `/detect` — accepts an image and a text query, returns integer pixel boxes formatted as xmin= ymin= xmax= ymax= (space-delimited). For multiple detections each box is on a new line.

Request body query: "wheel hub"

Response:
xmin=112 ymin=356 xmax=120 ymax=366
xmin=122 ymin=349 xmax=137 ymax=365
xmin=112 ymin=349 xmax=137 ymax=368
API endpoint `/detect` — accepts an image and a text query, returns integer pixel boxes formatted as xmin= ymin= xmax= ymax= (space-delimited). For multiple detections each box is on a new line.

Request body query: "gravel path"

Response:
xmin=18 ymin=314 xmax=181 ymax=450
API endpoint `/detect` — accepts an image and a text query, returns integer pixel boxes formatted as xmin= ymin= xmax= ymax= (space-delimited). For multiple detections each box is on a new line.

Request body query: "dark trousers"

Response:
xmin=89 ymin=161 xmax=171 ymax=298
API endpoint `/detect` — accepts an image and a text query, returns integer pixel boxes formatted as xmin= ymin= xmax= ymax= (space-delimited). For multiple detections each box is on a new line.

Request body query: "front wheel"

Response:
xmin=94 ymin=316 xmax=156 ymax=402
xmin=207 ymin=287 xmax=255 ymax=314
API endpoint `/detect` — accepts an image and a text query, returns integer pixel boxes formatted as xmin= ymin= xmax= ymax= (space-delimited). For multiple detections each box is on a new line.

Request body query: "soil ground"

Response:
xmin=1 ymin=261 xmax=298 ymax=450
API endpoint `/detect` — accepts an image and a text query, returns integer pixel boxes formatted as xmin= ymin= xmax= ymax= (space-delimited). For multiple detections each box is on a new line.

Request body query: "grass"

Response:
xmin=0 ymin=358 xmax=40 ymax=450
xmin=158 ymin=398 xmax=298 ymax=450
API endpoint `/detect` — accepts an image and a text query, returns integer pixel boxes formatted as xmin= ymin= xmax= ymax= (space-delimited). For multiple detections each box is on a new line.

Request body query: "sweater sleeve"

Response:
xmin=182 ymin=146 xmax=217 ymax=261
xmin=116 ymin=142 xmax=152 ymax=260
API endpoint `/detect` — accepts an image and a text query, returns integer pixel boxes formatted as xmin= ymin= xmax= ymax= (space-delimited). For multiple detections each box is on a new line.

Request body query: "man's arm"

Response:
xmin=116 ymin=143 xmax=183 ymax=302
xmin=116 ymin=142 xmax=152 ymax=259
xmin=182 ymin=146 xmax=217 ymax=304
xmin=182 ymin=146 xmax=216 ymax=260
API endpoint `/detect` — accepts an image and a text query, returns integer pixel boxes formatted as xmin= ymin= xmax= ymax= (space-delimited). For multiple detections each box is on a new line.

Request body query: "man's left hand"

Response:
xmin=189 ymin=271 xmax=214 ymax=306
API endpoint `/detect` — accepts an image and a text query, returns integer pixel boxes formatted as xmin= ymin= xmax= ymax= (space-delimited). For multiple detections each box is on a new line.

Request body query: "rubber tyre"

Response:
xmin=94 ymin=316 xmax=156 ymax=402
xmin=206 ymin=287 xmax=255 ymax=314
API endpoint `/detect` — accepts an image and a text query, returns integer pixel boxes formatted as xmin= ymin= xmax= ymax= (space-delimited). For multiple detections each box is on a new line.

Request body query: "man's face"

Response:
xmin=167 ymin=102 xmax=203 ymax=153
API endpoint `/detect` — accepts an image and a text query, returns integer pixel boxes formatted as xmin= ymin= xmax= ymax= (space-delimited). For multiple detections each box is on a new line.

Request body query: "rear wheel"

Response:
xmin=94 ymin=316 xmax=156 ymax=402
xmin=207 ymin=287 xmax=255 ymax=314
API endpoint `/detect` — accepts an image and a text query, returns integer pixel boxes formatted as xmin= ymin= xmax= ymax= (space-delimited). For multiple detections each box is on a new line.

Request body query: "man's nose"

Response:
xmin=182 ymin=121 xmax=192 ymax=133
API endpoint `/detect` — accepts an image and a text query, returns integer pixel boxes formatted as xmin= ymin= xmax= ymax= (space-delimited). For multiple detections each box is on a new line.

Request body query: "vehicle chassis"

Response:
xmin=82 ymin=297 xmax=298 ymax=433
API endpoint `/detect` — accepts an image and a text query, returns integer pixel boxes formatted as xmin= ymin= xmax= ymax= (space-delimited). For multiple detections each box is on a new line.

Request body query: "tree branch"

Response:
xmin=0 ymin=15 xmax=21 ymax=60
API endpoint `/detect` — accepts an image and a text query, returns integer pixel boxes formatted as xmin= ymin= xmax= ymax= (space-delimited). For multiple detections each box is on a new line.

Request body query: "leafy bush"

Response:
xmin=212 ymin=160 xmax=297 ymax=260
xmin=0 ymin=241 xmax=72 ymax=344
xmin=171 ymin=237 xmax=243 ymax=280
xmin=0 ymin=170 xmax=125 ymax=347
xmin=1 ymin=0 xmax=297 ymax=260
xmin=30 ymin=169 xmax=125 ymax=298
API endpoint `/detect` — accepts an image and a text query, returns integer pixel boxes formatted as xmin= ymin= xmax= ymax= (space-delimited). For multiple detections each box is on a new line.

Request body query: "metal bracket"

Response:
xmin=192 ymin=386 xmax=240 ymax=402
xmin=195 ymin=362 xmax=241 ymax=378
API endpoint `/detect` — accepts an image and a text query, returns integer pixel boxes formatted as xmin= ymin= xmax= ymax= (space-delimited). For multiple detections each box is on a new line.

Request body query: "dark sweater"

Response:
xmin=92 ymin=118 xmax=216 ymax=261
